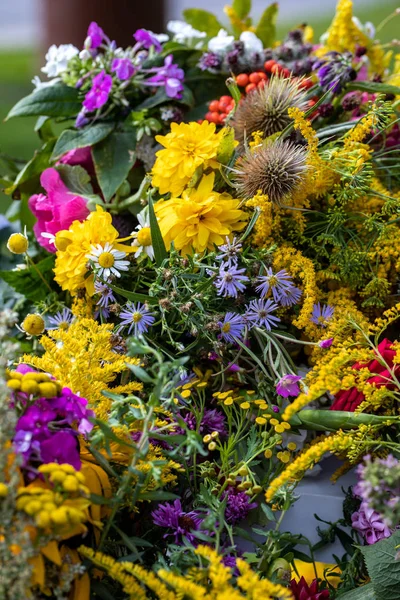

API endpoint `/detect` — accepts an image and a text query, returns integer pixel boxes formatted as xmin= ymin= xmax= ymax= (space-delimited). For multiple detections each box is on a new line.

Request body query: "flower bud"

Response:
xmin=21 ymin=314 xmax=45 ymax=336
xmin=7 ymin=233 xmax=28 ymax=254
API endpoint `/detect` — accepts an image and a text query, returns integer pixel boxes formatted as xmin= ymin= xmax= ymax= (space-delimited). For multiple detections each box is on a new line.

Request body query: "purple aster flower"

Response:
xmin=134 ymin=28 xmax=162 ymax=52
xmin=86 ymin=22 xmax=104 ymax=50
xmin=111 ymin=57 xmax=136 ymax=81
xmin=256 ymin=268 xmax=294 ymax=303
xmin=351 ymin=502 xmax=392 ymax=544
xmin=40 ymin=431 xmax=81 ymax=470
xmin=47 ymin=308 xmax=73 ymax=330
xmin=152 ymin=499 xmax=204 ymax=544
xmin=214 ymin=263 xmax=249 ymax=297
xmin=75 ymin=110 xmax=89 ymax=129
xmin=147 ymin=55 xmax=185 ymax=99
xmin=310 ymin=302 xmax=335 ymax=327
xmin=94 ymin=281 xmax=116 ymax=319
xmin=118 ymin=302 xmax=155 ymax=336
xmin=215 ymin=237 xmax=242 ymax=267
xmin=277 ymin=285 xmax=302 ymax=307
xmin=218 ymin=312 xmax=245 ymax=343
xmin=244 ymin=298 xmax=280 ymax=331
xmin=83 ymin=70 xmax=113 ymax=112
xmin=184 ymin=408 xmax=227 ymax=437
xmin=224 ymin=488 xmax=257 ymax=525
xmin=198 ymin=51 xmax=222 ymax=71
xmin=319 ymin=337 xmax=334 ymax=348
xmin=276 ymin=374 xmax=302 ymax=398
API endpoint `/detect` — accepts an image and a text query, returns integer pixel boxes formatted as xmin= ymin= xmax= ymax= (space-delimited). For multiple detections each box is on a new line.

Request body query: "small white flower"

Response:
xmin=352 ymin=16 xmax=375 ymax=39
xmin=131 ymin=212 xmax=155 ymax=260
xmin=167 ymin=20 xmax=206 ymax=47
xmin=79 ymin=48 xmax=92 ymax=61
xmin=239 ymin=31 xmax=264 ymax=54
xmin=86 ymin=242 xmax=130 ymax=280
xmin=41 ymin=44 xmax=79 ymax=78
xmin=208 ymin=29 xmax=234 ymax=54
xmin=154 ymin=33 xmax=169 ymax=44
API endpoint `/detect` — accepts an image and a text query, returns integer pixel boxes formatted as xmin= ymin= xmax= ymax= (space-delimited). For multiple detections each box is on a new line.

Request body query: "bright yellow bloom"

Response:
xmin=7 ymin=232 xmax=28 ymax=254
xmin=155 ymin=173 xmax=248 ymax=255
xmin=53 ymin=205 xmax=134 ymax=296
xmin=293 ymin=559 xmax=341 ymax=588
xmin=152 ymin=121 xmax=224 ymax=197
xmin=21 ymin=314 xmax=45 ymax=337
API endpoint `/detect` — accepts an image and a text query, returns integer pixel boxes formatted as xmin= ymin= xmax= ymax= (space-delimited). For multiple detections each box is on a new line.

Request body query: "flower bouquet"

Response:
xmin=1 ymin=1 xmax=400 ymax=598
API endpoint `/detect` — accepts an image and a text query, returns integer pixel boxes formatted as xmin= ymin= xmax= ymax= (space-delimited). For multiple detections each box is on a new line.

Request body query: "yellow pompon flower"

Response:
xmin=54 ymin=205 xmax=134 ymax=296
xmin=266 ymin=432 xmax=352 ymax=502
xmin=152 ymin=121 xmax=224 ymax=197
xmin=236 ymin=558 xmax=293 ymax=599
xmin=155 ymin=173 xmax=248 ymax=256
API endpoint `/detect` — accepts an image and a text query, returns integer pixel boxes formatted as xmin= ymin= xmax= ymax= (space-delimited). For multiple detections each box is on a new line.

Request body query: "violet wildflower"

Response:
xmin=319 ymin=337 xmax=334 ymax=348
xmin=83 ymin=70 xmax=113 ymax=112
xmin=86 ymin=22 xmax=104 ymax=50
xmin=40 ymin=431 xmax=81 ymax=470
xmin=134 ymin=28 xmax=162 ymax=52
xmin=244 ymin=298 xmax=280 ymax=331
xmin=184 ymin=408 xmax=227 ymax=437
xmin=276 ymin=374 xmax=302 ymax=398
xmin=256 ymin=268 xmax=295 ymax=303
xmin=147 ymin=55 xmax=185 ymax=99
xmin=111 ymin=57 xmax=136 ymax=81
xmin=277 ymin=285 xmax=302 ymax=307
xmin=351 ymin=502 xmax=391 ymax=544
xmin=75 ymin=110 xmax=89 ymax=129
xmin=215 ymin=237 xmax=242 ymax=267
xmin=152 ymin=499 xmax=204 ymax=544
xmin=272 ymin=405 xmax=280 ymax=413
xmin=315 ymin=51 xmax=356 ymax=94
xmin=218 ymin=312 xmax=245 ymax=343
xmin=310 ymin=302 xmax=335 ymax=327
xmin=47 ymin=308 xmax=73 ymax=330
xmin=94 ymin=281 xmax=116 ymax=319
xmin=214 ymin=263 xmax=249 ymax=297
xmin=224 ymin=488 xmax=257 ymax=525
xmin=118 ymin=302 xmax=155 ymax=336
xmin=198 ymin=51 xmax=222 ymax=72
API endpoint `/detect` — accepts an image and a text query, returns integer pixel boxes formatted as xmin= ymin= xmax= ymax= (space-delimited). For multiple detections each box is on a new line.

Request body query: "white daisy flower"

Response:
xmin=41 ymin=44 xmax=79 ymax=78
xmin=86 ymin=242 xmax=130 ymax=280
xmin=131 ymin=213 xmax=155 ymax=260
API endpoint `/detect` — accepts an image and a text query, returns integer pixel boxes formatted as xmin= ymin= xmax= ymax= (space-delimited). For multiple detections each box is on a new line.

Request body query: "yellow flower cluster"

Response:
xmin=152 ymin=121 xmax=224 ymax=197
xmin=155 ymin=172 xmax=248 ymax=255
xmin=6 ymin=368 xmax=60 ymax=397
xmin=22 ymin=317 xmax=142 ymax=420
xmin=246 ymin=191 xmax=275 ymax=246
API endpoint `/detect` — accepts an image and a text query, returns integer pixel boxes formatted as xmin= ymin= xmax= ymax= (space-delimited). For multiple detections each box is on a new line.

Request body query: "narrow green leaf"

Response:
xmin=52 ymin=123 xmax=114 ymax=160
xmin=126 ymin=363 xmax=154 ymax=383
xmin=240 ymin=206 xmax=260 ymax=242
xmin=347 ymin=81 xmax=400 ymax=95
xmin=148 ymin=196 xmax=168 ymax=267
xmin=291 ymin=410 xmax=399 ymax=432
xmin=233 ymin=0 xmax=251 ymax=19
xmin=0 ymin=255 xmax=56 ymax=302
xmin=92 ymin=131 xmax=136 ymax=201
xmin=183 ymin=8 xmax=223 ymax=36
xmin=6 ymin=85 xmax=81 ymax=119
xmin=108 ymin=283 xmax=158 ymax=305
xmin=255 ymin=3 xmax=278 ymax=47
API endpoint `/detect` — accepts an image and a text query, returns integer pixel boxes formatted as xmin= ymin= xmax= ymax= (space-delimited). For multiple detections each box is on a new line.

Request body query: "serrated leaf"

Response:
xmin=339 ymin=584 xmax=376 ymax=600
xmin=148 ymin=196 xmax=168 ymax=266
xmin=216 ymin=126 xmax=236 ymax=165
xmin=0 ymin=255 xmax=56 ymax=302
xmin=361 ymin=530 xmax=400 ymax=600
xmin=92 ymin=131 xmax=136 ymax=201
xmin=56 ymin=164 xmax=93 ymax=196
xmin=108 ymin=283 xmax=158 ymax=305
xmin=255 ymin=3 xmax=278 ymax=48
xmin=6 ymin=85 xmax=81 ymax=119
xmin=52 ymin=123 xmax=114 ymax=160
xmin=232 ymin=0 xmax=251 ymax=19
xmin=183 ymin=8 xmax=223 ymax=36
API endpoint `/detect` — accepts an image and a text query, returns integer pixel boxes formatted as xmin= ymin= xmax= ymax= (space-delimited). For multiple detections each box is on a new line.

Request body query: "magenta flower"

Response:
xmin=319 ymin=338 xmax=334 ymax=348
xmin=83 ymin=70 xmax=113 ymax=111
xmin=134 ymin=28 xmax=162 ymax=52
xmin=224 ymin=488 xmax=257 ymax=525
xmin=276 ymin=374 xmax=302 ymax=398
xmin=152 ymin=499 xmax=204 ymax=545
xmin=147 ymin=55 xmax=185 ymax=99
xmin=58 ymin=146 xmax=95 ymax=178
xmin=86 ymin=22 xmax=104 ymax=50
xmin=111 ymin=57 xmax=136 ymax=80
xmin=40 ymin=431 xmax=81 ymax=470
xmin=351 ymin=502 xmax=392 ymax=544
xmin=28 ymin=168 xmax=89 ymax=252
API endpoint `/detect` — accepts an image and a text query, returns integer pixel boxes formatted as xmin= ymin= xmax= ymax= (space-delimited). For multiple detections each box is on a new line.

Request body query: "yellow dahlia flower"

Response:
xmin=152 ymin=121 xmax=224 ymax=197
xmin=155 ymin=173 xmax=248 ymax=256
xmin=53 ymin=206 xmax=134 ymax=296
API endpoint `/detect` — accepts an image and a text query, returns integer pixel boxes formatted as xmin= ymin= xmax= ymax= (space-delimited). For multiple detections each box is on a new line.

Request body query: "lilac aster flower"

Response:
xmin=86 ymin=22 xmax=104 ymax=50
xmin=111 ymin=57 xmax=136 ymax=81
xmin=152 ymin=499 xmax=204 ymax=544
xmin=134 ymin=28 xmax=162 ymax=52
xmin=184 ymin=408 xmax=227 ymax=437
xmin=147 ymin=55 xmax=185 ymax=99
xmin=118 ymin=302 xmax=155 ymax=336
xmin=83 ymin=70 xmax=113 ymax=112
xmin=276 ymin=374 xmax=302 ymax=398
xmin=351 ymin=502 xmax=392 ymax=544
xmin=256 ymin=268 xmax=294 ymax=303
xmin=94 ymin=281 xmax=116 ymax=319
xmin=214 ymin=263 xmax=249 ymax=297
xmin=218 ymin=312 xmax=245 ymax=343
xmin=244 ymin=298 xmax=280 ymax=331
xmin=47 ymin=308 xmax=73 ymax=330
xmin=224 ymin=488 xmax=257 ymax=525
xmin=215 ymin=237 xmax=242 ymax=267
xmin=310 ymin=302 xmax=335 ymax=327
xmin=198 ymin=51 xmax=222 ymax=71
xmin=277 ymin=285 xmax=302 ymax=307
xmin=319 ymin=337 xmax=334 ymax=348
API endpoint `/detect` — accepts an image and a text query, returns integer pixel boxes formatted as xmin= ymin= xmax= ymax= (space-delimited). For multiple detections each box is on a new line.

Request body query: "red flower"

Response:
xmin=330 ymin=338 xmax=399 ymax=412
xmin=290 ymin=577 xmax=330 ymax=600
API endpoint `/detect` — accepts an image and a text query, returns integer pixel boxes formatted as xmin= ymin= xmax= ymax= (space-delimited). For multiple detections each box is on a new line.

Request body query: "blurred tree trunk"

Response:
xmin=41 ymin=0 xmax=165 ymax=50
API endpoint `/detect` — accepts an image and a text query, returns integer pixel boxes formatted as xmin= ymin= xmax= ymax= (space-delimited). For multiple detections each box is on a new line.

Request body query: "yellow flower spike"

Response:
xmin=21 ymin=314 xmax=45 ymax=337
xmin=7 ymin=232 xmax=28 ymax=254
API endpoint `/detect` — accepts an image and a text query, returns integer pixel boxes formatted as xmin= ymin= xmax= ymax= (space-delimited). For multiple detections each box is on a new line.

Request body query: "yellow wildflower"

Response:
xmin=7 ymin=232 xmax=28 ymax=254
xmin=152 ymin=121 xmax=224 ymax=197
xmin=20 ymin=314 xmax=45 ymax=337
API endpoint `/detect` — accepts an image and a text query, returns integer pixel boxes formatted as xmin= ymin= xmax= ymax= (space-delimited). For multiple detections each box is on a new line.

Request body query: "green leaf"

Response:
xmin=6 ymin=85 xmax=81 ymax=119
xmin=255 ymin=3 xmax=278 ymax=47
xmin=34 ymin=116 xmax=55 ymax=141
xmin=183 ymin=8 xmax=223 ymax=36
xmin=92 ymin=131 xmax=136 ymax=201
xmin=148 ymin=196 xmax=168 ymax=267
xmin=339 ymin=584 xmax=376 ymax=600
xmin=233 ymin=0 xmax=251 ymax=19
xmin=126 ymin=363 xmax=154 ymax=383
xmin=361 ymin=531 xmax=400 ymax=600
xmin=291 ymin=410 xmax=399 ymax=432
xmin=6 ymin=140 xmax=55 ymax=196
xmin=108 ymin=283 xmax=158 ymax=305
xmin=346 ymin=81 xmax=400 ymax=95
xmin=216 ymin=126 xmax=236 ymax=165
xmin=56 ymin=164 xmax=93 ymax=196
xmin=52 ymin=123 xmax=114 ymax=160
xmin=139 ymin=490 xmax=179 ymax=501
xmin=0 ymin=255 xmax=55 ymax=302
xmin=240 ymin=206 xmax=260 ymax=242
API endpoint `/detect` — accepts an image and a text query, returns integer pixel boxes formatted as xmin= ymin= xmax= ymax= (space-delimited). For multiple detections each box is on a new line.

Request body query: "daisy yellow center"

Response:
xmin=268 ymin=276 xmax=278 ymax=287
xmin=98 ymin=252 xmax=115 ymax=268
xmin=59 ymin=321 xmax=69 ymax=331
xmin=132 ymin=312 xmax=143 ymax=323
xmin=137 ymin=227 xmax=152 ymax=247
xmin=222 ymin=323 xmax=231 ymax=333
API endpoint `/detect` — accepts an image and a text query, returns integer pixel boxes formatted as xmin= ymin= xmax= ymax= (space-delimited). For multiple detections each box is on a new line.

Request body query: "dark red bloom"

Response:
xmin=330 ymin=338 xmax=399 ymax=411
xmin=290 ymin=577 xmax=330 ymax=600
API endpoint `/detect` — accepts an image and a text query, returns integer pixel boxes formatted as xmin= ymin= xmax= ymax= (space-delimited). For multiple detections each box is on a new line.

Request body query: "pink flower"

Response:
xmin=28 ymin=168 xmax=89 ymax=252
xmin=351 ymin=502 xmax=392 ymax=545
xmin=57 ymin=146 xmax=95 ymax=178
xmin=276 ymin=374 xmax=302 ymax=398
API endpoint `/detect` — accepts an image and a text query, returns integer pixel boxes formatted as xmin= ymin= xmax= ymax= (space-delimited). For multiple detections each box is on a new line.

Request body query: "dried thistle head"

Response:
xmin=233 ymin=139 xmax=308 ymax=204
xmin=232 ymin=76 xmax=309 ymax=147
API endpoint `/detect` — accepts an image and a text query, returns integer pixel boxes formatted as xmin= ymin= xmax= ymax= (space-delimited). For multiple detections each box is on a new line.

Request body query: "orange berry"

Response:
xmin=245 ymin=83 xmax=257 ymax=93
xmin=249 ymin=72 xmax=261 ymax=84
xmin=258 ymin=71 xmax=268 ymax=80
xmin=270 ymin=64 xmax=281 ymax=75
xmin=209 ymin=111 xmax=220 ymax=123
xmin=205 ymin=111 xmax=213 ymax=122
xmin=264 ymin=60 xmax=276 ymax=72
xmin=220 ymin=95 xmax=232 ymax=104
xmin=218 ymin=99 xmax=230 ymax=111
xmin=257 ymin=79 xmax=266 ymax=88
xmin=218 ymin=113 xmax=227 ymax=124
xmin=209 ymin=100 xmax=220 ymax=112
xmin=236 ymin=73 xmax=249 ymax=87
xmin=281 ymin=67 xmax=291 ymax=78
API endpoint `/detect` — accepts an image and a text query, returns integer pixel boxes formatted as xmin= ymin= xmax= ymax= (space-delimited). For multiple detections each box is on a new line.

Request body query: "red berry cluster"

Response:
xmin=205 ymin=95 xmax=235 ymax=124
